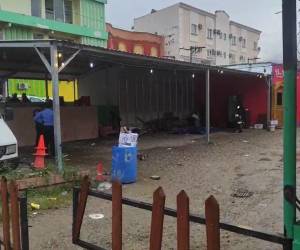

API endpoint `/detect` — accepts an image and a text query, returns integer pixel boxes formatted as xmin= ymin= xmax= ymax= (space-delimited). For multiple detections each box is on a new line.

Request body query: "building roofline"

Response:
xmin=135 ymin=2 xmax=262 ymax=34
xmin=106 ymin=23 xmax=163 ymax=39
xmin=230 ymin=21 xmax=261 ymax=34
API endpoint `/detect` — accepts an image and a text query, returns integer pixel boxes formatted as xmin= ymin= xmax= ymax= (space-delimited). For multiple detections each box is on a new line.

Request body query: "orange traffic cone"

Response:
xmin=33 ymin=134 xmax=47 ymax=169
xmin=96 ymin=162 xmax=106 ymax=182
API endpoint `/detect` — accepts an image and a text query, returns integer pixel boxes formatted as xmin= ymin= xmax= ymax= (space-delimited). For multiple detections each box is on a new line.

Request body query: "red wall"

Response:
xmin=195 ymin=74 xmax=267 ymax=127
xmin=108 ymin=37 xmax=163 ymax=57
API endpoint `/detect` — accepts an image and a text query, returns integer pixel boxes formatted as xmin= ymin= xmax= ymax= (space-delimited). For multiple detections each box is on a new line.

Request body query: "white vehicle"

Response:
xmin=0 ymin=114 xmax=18 ymax=162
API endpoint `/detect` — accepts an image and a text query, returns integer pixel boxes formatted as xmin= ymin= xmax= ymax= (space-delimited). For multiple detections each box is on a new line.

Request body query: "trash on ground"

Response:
xmin=242 ymin=140 xmax=249 ymax=143
xmin=32 ymin=212 xmax=38 ymax=216
xmin=231 ymin=189 xmax=253 ymax=198
xmin=91 ymin=143 xmax=96 ymax=146
xmin=31 ymin=203 xmax=40 ymax=210
xmin=138 ymin=153 xmax=147 ymax=161
xmin=167 ymin=148 xmax=172 ymax=150
xmin=63 ymin=154 xmax=69 ymax=158
xmin=244 ymin=154 xmax=250 ymax=157
xmin=150 ymin=175 xmax=161 ymax=180
xmin=61 ymin=191 xmax=68 ymax=196
xmin=47 ymin=197 xmax=57 ymax=201
xmin=97 ymin=182 xmax=112 ymax=191
xmin=258 ymin=157 xmax=272 ymax=162
xmin=88 ymin=213 xmax=104 ymax=220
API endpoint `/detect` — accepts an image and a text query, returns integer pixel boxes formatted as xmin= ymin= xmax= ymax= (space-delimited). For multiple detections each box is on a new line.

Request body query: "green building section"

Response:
xmin=8 ymin=79 xmax=46 ymax=97
xmin=0 ymin=0 xmax=107 ymax=46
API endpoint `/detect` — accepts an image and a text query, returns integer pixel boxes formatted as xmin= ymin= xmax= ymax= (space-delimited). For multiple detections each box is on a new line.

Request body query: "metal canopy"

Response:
xmin=0 ymin=40 xmax=268 ymax=171
xmin=0 ymin=40 xmax=264 ymax=80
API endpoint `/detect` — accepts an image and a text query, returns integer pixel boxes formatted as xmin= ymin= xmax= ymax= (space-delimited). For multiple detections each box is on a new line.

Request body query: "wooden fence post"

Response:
xmin=205 ymin=195 xmax=220 ymax=250
xmin=1 ymin=177 xmax=11 ymax=250
xmin=73 ymin=176 xmax=90 ymax=241
xmin=177 ymin=190 xmax=190 ymax=250
xmin=149 ymin=187 xmax=166 ymax=250
xmin=112 ymin=181 xmax=122 ymax=250
xmin=9 ymin=180 xmax=21 ymax=250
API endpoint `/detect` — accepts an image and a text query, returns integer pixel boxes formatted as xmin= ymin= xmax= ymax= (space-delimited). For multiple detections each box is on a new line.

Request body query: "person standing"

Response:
xmin=34 ymin=101 xmax=55 ymax=156
xmin=33 ymin=108 xmax=44 ymax=146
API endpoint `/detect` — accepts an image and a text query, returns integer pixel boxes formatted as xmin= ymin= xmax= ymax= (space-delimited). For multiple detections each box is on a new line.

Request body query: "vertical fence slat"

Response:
xmin=1 ymin=177 xmax=10 ymax=250
xmin=177 ymin=190 xmax=190 ymax=250
xmin=9 ymin=181 xmax=21 ymax=250
xmin=205 ymin=196 xmax=220 ymax=250
xmin=112 ymin=181 xmax=122 ymax=250
xmin=73 ymin=176 xmax=90 ymax=241
xmin=149 ymin=187 xmax=165 ymax=250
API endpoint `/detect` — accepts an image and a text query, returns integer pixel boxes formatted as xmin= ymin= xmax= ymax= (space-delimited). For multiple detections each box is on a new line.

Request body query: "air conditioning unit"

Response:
xmin=18 ymin=83 xmax=28 ymax=90
xmin=198 ymin=24 xmax=203 ymax=30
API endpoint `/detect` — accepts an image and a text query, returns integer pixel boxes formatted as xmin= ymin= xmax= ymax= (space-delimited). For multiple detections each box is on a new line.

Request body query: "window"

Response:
xmin=33 ymin=33 xmax=44 ymax=39
xmin=133 ymin=45 xmax=144 ymax=55
xmin=242 ymin=39 xmax=246 ymax=48
xmin=150 ymin=47 xmax=158 ymax=57
xmin=254 ymin=41 xmax=258 ymax=50
xmin=31 ymin=0 xmax=41 ymax=17
xmin=207 ymin=29 xmax=213 ymax=39
xmin=191 ymin=24 xmax=197 ymax=35
xmin=0 ymin=30 xmax=3 ymax=40
xmin=219 ymin=32 xmax=222 ymax=39
xmin=231 ymin=36 xmax=236 ymax=46
xmin=45 ymin=0 xmax=54 ymax=19
xmin=118 ymin=42 xmax=127 ymax=52
xmin=224 ymin=52 xmax=226 ymax=58
xmin=64 ymin=0 xmax=73 ymax=24
xmin=277 ymin=92 xmax=283 ymax=106
xmin=53 ymin=0 xmax=64 ymax=22
xmin=240 ymin=55 xmax=245 ymax=62
xmin=224 ymin=33 xmax=226 ymax=40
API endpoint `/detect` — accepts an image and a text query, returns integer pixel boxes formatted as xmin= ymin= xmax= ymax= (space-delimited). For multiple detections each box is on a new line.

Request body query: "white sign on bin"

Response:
xmin=118 ymin=132 xmax=139 ymax=147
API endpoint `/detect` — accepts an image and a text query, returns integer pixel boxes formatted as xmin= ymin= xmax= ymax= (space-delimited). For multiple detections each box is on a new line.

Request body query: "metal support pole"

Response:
xmin=266 ymin=76 xmax=272 ymax=129
xmin=20 ymin=195 xmax=29 ymax=250
xmin=50 ymin=45 xmax=63 ymax=172
xmin=206 ymin=69 xmax=210 ymax=143
xmin=282 ymin=0 xmax=297 ymax=247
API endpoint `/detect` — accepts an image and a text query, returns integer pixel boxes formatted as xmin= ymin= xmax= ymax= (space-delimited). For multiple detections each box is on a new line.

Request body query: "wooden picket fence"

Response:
xmin=73 ymin=176 xmax=220 ymax=250
xmin=0 ymin=177 xmax=29 ymax=250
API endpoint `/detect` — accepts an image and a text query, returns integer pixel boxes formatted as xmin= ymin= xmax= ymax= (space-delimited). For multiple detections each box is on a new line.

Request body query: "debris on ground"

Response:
xmin=150 ymin=175 xmax=161 ymax=180
xmin=167 ymin=148 xmax=172 ymax=150
xmin=242 ymin=140 xmax=249 ymax=143
xmin=61 ymin=191 xmax=68 ymax=196
xmin=97 ymin=182 xmax=112 ymax=191
xmin=88 ymin=213 xmax=104 ymax=220
xmin=138 ymin=153 xmax=147 ymax=161
xmin=258 ymin=157 xmax=272 ymax=162
xmin=31 ymin=203 xmax=41 ymax=210
xmin=231 ymin=189 xmax=253 ymax=198
xmin=244 ymin=154 xmax=250 ymax=157
xmin=47 ymin=197 xmax=57 ymax=201
xmin=91 ymin=143 xmax=96 ymax=147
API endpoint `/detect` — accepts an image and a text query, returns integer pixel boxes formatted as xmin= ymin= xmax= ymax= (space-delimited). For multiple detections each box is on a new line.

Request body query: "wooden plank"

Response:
xmin=205 ymin=196 xmax=220 ymax=250
xmin=9 ymin=180 xmax=21 ymax=250
xmin=1 ymin=177 xmax=11 ymax=250
xmin=73 ymin=176 xmax=90 ymax=241
xmin=112 ymin=181 xmax=122 ymax=250
xmin=149 ymin=187 xmax=166 ymax=250
xmin=177 ymin=190 xmax=190 ymax=250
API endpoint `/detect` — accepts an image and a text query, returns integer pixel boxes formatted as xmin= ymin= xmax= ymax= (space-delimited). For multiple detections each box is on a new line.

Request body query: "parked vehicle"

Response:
xmin=0 ymin=112 xmax=18 ymax=167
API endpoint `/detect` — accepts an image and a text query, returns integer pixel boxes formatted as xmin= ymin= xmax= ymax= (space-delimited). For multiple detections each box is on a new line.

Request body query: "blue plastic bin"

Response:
xmin=111 ymin=146 xmax=137 ymax=184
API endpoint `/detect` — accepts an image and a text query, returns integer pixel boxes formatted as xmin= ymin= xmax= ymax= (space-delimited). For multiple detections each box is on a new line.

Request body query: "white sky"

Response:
xmin=106 ymin=0 xmax=283 ymax=63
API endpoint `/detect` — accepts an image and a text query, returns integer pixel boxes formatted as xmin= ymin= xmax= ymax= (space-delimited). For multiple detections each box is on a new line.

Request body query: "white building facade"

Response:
xmin=134 ymin=3 xmax=261 ymax=65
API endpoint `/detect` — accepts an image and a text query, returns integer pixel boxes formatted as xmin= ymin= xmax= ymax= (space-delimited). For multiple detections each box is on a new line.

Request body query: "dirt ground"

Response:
xmin=25 ymin=129 xmax=288 ymax=249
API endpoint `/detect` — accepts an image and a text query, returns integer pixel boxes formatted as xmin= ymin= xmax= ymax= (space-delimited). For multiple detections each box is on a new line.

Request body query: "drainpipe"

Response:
xmin=282 ymin=0 xmax=297 ymax=248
